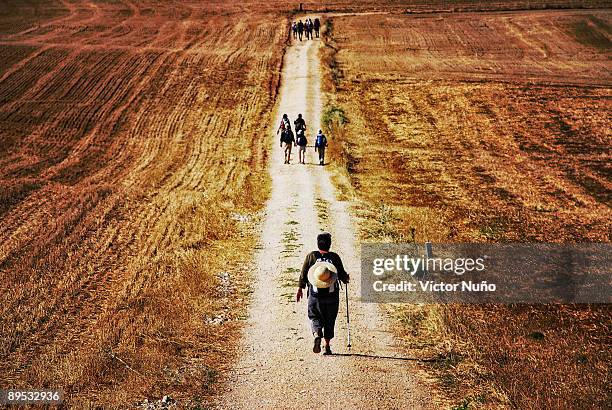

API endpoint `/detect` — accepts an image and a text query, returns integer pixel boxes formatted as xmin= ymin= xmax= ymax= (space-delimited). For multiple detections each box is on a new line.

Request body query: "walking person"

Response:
xmin=314 ymin=18 xmax=321 ymax=38
xmin=277 ymin=114 xmax=294 ymax=164
xmin=297 ymin=20 xmax=304 ymax=41
xmin=314 ymin=129 xmax=327 ymax=165
xmin=305 ymin=19 xmax=312 ymax=40
xmin=292 ymin=21 xmax=298 ymax=40
xmin=296 ymin=129 xmax=307 ymax=164
xmin=281 ymin=127 xmax=295 ymax=164
xmin=308 ymin=18 xmax=314 ymax=39
xmin=296 ymin=232 xmax=350 ymax=355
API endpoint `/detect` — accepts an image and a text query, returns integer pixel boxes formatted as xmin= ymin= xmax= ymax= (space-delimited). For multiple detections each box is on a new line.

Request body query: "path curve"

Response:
xmin=218 ymin=18 xmax=434 ymax=410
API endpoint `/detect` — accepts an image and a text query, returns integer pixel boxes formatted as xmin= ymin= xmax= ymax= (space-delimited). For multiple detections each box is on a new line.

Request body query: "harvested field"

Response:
xmin=1 ymin=0 xmax=610 ymax=408
xmin=334 ymin=9 xmax=611 ymax=85
xmin=0 ymin=0 xmax=286 ymax=407
xmin=291 ymin=0 xmax=612 ymax=13
xmin=321 ymin=7 xmax=611 ymax=409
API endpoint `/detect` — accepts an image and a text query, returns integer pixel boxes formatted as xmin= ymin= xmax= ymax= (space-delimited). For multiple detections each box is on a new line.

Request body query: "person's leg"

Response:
xmin=320 ymin=298 xmax=339 ymax=354
xmin=319 ymin=147 xmax=325 ymax=165
xmin=308 ymin=296 xmax=324 ymax=353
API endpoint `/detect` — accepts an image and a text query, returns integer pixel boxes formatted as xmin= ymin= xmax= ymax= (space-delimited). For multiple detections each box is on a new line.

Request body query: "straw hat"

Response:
xmin=307 ymin=261 xmax=338 ymax=289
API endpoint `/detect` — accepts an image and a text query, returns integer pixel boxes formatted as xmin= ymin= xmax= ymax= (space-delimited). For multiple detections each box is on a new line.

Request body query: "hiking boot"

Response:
xmin=323 ymin=345 xmax=332 ymax=355
xmin=313 ymin=336 xmax=322 ymax=353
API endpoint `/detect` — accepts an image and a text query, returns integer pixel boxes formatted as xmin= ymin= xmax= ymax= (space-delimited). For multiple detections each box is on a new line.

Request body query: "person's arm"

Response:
xmin=297 ymin=253 xmax=314 ymax=302
xmin=299 ymin=253 xmax=312 ymax=289
xmin=334 ymin=254 xmax=350 ymax=284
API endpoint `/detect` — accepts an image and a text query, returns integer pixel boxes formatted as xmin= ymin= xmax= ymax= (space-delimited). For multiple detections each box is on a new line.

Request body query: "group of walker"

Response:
xmin=282 ymin=19 xmax=348 ymax=356
xmin=277 ymin=113 xmax=328 ymax=165
xmin=292 ymin=18 xmax=321 ymax=41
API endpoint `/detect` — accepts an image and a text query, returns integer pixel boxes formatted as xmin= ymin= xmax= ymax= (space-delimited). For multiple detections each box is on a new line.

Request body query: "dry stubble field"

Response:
xmin=0 ymin=0 xmax=289 ymax=407
xmin=1 ymin=0 xmax=611 ymax=408
xmin=321 ymin=6 xmax=611 ymax=409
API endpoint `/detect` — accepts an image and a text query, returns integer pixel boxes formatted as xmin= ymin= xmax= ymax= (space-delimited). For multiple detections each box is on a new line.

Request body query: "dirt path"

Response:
xmin=217 ymin=20 xmax=434 ymax=410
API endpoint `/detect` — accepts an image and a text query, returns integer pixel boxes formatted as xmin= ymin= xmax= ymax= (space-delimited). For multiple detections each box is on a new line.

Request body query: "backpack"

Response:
xmin=316 ymin=134 xmax=326 ymax=147
xmin=281 ymin=129 xmax=294 ymax=144
xmin=296 ymin=131 xmax=307 ymax=146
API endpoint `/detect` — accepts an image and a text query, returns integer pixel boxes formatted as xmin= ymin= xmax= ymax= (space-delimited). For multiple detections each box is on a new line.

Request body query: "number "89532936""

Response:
xmin=1 ymin=389 xmax=63 ymax=404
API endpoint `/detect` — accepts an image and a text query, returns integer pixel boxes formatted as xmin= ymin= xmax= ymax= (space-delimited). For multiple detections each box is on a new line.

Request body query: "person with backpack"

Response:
xmin=281 ymin=127 xmax=295 ymax=164
xmin=305 ymin=19 xmax=312 ymax=40
xmin=296 ymin=129 xmax=308 ymax=164
xmin=314 ymin=129 xmax=327 ymax=165
xmin=296 ymin=232 xmax=349 ymax=355
xmin=297 ymin=20 xmax=304 ymax=41
xmin=292 ymin=22 xmax=298 ymax=40
xmin=276 ymin=114 xmax=293 ymax=164
xmin=314 ymin=18 xmax=321 ymax=38
xmin=294 ymin=113 xmax=306 ymax=133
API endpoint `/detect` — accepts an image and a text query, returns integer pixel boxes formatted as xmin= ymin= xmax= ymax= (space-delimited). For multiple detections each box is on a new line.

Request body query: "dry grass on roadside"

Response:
xmin=320 ymin=8 xmax=611 ymax=409
xmin=0 ymin=1 xmax=285 ymax=407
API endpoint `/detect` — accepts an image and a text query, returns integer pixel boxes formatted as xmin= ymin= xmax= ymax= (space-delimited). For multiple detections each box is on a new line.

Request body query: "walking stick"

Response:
xmin=345 ymin=283 xmax=351 ymax=350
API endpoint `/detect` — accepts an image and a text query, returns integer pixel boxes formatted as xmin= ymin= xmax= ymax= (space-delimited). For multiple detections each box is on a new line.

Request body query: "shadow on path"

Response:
xmin=330 ymin=353 xmax=438 ymax=362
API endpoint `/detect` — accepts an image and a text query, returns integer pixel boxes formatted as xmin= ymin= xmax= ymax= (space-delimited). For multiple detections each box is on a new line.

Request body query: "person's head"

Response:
xmin=317 ymin=232 xmax=332 ymax=251
xmin=318 ymin=129 xmax=323 ymax=135
xmin=283 ymin=113 xmax=288 ymax=119
xmin=298 ymin=113 xmax=302 ymax=118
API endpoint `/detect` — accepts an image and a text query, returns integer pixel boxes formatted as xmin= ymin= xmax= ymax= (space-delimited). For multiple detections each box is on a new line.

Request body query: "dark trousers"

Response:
xmin=317 ymin=147 xmax=325 ymax=164
xmin=308 ymin=294 xmax=339 ymax=340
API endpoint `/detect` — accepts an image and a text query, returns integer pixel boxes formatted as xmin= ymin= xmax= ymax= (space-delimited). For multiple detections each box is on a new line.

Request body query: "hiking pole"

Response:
xmin=345 ymin=283 xmax=351 ymax=351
